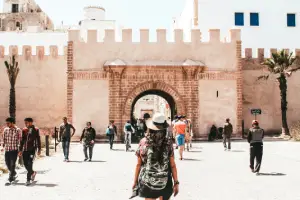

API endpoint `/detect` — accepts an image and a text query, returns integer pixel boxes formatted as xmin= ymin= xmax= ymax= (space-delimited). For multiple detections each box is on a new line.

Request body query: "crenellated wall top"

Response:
xmin=0 ymin=45 xmax=67 ymax=59
xmin=68 ymin=29 xmax=241 ymax=43
xmin=243 ymin=48 xmax=300 ymax=59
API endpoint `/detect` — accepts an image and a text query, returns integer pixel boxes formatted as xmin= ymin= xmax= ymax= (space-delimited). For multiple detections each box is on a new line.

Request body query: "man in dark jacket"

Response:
xmin=19 ymin=118 xmax=41 ymax=186
xmin=80 ymin=122 xmax=96 ymax=161
xmin=247 ymin=120 xmax=264 ymax=174
xmin=223 ymin=118 xmax=233 ymax=150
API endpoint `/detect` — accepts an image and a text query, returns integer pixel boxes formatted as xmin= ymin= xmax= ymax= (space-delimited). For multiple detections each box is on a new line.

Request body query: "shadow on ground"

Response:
xmin=112 ymin=149 xmax=125 ymax=152
xmin=187 ymin=150 xmax=202 ymax=153
xmin=6 ymin=181 xmax=58 ymax=187
xmin=257 ymin=172 xmax=286 ymax=176
xmin=183 ymin=158 xmax=201 ymax=161
xmin=20 ymin=169 xmax=51 ymax=175
xmin=230 ymin=150 xmax=245 ymax=152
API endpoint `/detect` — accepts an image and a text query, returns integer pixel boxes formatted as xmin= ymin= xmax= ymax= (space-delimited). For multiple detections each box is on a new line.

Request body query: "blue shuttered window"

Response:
xmin=250 ymin=13 xmax=259 ymax=26
xmin=287 ymin=14 xmax=296 ymax=27
xmin=235 ymin=13 xmax=244 ymax=26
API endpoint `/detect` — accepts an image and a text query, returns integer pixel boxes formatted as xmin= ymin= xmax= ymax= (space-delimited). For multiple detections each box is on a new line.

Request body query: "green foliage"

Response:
xmin=4 ymin=55 xmax=20 ymax=119
xmin=259 ymin=50 xmax=300 ymax=135
xmin=259 ymin=50 xmax=300 ymax=80
xmin=5 ymin=55 xmax=20 ymax=87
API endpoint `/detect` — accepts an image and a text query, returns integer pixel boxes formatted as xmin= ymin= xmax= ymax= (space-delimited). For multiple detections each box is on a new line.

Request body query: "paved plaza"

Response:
xmin=0 ymin=141 xmax=300 ymax=200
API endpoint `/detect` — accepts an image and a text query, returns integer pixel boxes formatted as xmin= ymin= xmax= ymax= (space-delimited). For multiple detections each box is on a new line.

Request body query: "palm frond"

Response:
xmin=257 ymin=75 xmax=269 ymax=80
xmin=4 ymin=61 xmax=9 ymax=70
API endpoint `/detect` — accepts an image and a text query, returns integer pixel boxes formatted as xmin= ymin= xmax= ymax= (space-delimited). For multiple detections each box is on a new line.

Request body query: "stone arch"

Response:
xmin=122 ymin=81 xmax=186 ymax=117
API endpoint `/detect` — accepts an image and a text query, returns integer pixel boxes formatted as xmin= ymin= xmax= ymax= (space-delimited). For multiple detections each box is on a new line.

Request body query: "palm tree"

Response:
xmin=4 ymin=55 xmax=22 ymax=166
xmin=259 ymin=50 xmax=300 ymax=136
xmin=4 ymin=55 xmax=20 ymax=119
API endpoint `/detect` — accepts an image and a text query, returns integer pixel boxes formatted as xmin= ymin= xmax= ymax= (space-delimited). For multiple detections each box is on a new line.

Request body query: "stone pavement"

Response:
xmin=0 ymin=141 xmax=300 ymax=200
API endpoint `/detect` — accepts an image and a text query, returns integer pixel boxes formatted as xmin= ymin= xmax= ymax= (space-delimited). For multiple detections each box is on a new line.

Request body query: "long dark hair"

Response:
xmin=146 ymin=129 xmax=169 ymax=164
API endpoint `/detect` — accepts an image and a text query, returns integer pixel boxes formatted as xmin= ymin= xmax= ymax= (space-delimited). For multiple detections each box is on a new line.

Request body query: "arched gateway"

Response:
xmin=123 ymin=81 xmax=186 ymax=118
xmin=67 ymin=29 xmax=243 ymax=139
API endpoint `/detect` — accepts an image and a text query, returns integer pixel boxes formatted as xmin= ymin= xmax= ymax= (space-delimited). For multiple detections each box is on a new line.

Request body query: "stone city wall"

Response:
xmin=0 ymin=29 xmax=299 ymax=138
xmin=0 ymin=44 xmax=67 ymax=132
xmin=241 ymin=48 xmax=300 ymax=133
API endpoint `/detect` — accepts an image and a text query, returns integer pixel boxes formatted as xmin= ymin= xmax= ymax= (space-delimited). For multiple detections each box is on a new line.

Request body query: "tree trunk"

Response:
xmin=9 ymin=86 xmax=16 ymax=119
xmin=278 ymin=75 xmax=289 ymax=135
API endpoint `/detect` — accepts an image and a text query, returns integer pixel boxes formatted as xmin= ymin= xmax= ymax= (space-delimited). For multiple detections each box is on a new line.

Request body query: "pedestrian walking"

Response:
xmin=174 ymin=116 xmax=186 ymax=160
xmin=59 ymin=117 xmax=76 ymax=162
xmin=107 ymin=120 xmax=117 ymax=150
xmin=172 ymin=115 xmax=179 ymax=149
xmin=124 ymin=121 xmax=135 ymax=150
xmin=1 ymin=117 xmax=22 ymax=185
xmin=80 ymin=122 xmax=96 ymax=161
xmin=247 ymin=120 xmax=264 ymax=174
xmin=132 ymin=113 xmax=179 ymax=200
xmin=167 ymin=117 xmax=173 ymax=140
xmin=222 ymin=118 xmax=233 ymax=151
xmin=19 ymin=118 xmax=41 ymax=186
xmin=142 ymin=113 xmax=150 ymax=134
xmin=182 ymin=116 xmax=192 ymax=151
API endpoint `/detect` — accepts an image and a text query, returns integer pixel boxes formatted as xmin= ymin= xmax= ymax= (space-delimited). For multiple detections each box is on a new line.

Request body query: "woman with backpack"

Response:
xmin=132 ymin=113 xmax=179 ymax=200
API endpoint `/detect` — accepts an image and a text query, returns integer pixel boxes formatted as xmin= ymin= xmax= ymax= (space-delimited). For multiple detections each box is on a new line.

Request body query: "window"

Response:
xmin=12 ymin=4 xmax=19 ymax=13
xmin=250 ymin=13 xmax=259 ymax=26
xmin=287 ymin=14 xmax=296 ymax=27
xmin=235 ymin=12 xmax=244 ymax=26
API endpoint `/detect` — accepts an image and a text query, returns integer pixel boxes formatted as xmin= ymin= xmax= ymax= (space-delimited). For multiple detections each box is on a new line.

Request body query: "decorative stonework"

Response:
xmin=236 ymin=41 xmax=243 ymax=135
xmin=67 ymin=41 xmax=74 ymax=123
xmin=72 ymin=71 xmax=107 ymax=80
xmin=197 ymin=72 xmax=237 ymax=80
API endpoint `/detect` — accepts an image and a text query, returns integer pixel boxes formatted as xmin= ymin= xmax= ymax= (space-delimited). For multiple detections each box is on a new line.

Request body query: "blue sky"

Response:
xmin=1 ymin=0 xmax=184 ymax=29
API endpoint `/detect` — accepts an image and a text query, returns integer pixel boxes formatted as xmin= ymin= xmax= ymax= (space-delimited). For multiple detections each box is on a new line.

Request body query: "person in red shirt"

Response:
xmin=19 ymin=118 xmax=41 ymax=186
xmin=174 ymin=116 xmax=186 ymax=160
xmin=1 ymin=117 xmax=22 ymax=184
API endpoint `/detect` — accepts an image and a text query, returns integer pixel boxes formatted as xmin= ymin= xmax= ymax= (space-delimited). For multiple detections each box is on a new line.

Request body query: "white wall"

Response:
xmin=175 ymin=0 xmax=300 ymax=49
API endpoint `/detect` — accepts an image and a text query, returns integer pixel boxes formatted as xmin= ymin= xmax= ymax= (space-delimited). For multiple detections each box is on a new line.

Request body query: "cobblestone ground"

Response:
xmin=0 ymin=141 xmax=300 ymax=200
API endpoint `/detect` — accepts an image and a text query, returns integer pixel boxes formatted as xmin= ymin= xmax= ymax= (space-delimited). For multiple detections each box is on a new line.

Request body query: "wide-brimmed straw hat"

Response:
xmin=146 ymin=113 xmax=169 ymax=131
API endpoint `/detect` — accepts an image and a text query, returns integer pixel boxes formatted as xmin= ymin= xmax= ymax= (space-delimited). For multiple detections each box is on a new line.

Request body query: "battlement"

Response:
xmin=68 ymin=29 xmax=241 ymax=43
xmin=0 ymin=45 xmax=67 ymax=59
xmin=242 ymin=48 xmax=300 ymax=62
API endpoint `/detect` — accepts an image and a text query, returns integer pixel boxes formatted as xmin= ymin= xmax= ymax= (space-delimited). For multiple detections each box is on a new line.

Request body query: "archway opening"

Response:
xmin=130 ymin=90 xmax=177 ymax=125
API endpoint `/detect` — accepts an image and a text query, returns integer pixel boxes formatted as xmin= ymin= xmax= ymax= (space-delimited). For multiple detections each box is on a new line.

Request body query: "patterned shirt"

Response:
xmin=1 ymin=126 xmax=22 ymax=151
xmin=135 ymin=138 xmax=174 ymax=190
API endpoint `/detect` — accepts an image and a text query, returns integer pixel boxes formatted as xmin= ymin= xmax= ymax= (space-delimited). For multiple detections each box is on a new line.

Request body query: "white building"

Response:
xmin=77 ymin=6 xmax=121 ymax=42
xmin=0 ymin=0 xmax=54 ymax=31
xmin=0 ymin=5 xmax=121 ymax=51
xmin=173 ymin=0 xmax=300 ymax=52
